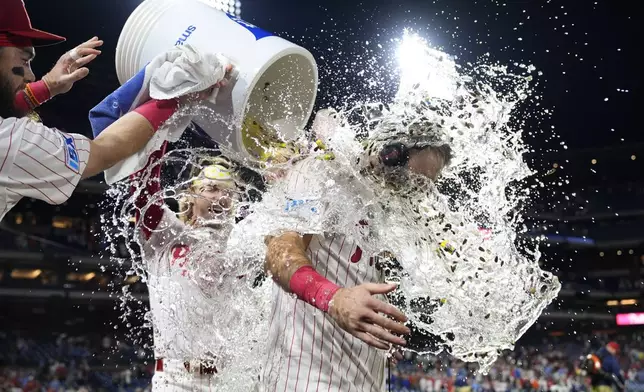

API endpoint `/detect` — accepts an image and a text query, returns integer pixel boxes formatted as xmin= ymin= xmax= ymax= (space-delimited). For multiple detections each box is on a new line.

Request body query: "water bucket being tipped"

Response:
xmin=115 ymin=0 xmax=318 ymax=163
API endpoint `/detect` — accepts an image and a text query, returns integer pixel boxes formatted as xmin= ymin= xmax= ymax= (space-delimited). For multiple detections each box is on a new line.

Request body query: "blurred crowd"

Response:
xmin=0 ymin=332 xmax=152 ymax=392
xmin=2 ymin=329 xmax=644 ymax=391
xmin=389 ymin=332 xmax=644 ymax=392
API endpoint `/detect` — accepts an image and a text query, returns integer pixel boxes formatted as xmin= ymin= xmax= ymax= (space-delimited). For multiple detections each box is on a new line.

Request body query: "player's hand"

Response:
xmin=42 ymin=36 xmax=103 ymax=97
xmin=182 ymin=64 xmax=234 ymax=103
xmin=328 ymin=283 xmax=410 ymax=350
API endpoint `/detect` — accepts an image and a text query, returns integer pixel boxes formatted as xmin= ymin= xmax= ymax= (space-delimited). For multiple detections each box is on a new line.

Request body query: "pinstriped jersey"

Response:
xmin=133 ymin=146 xmax=229 ymax=363
xmin=263 ymin=157 xmax=387 ymax=392
xmin=0 ymin=116 xmax=90 ymax=220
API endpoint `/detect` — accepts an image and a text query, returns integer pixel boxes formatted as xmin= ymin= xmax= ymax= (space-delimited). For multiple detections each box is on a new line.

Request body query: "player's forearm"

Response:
xmin=82 ymin=99 xmax=177 ymax=179
xmin=83 ymin=112 xmax=154 ymax=178
xmin=265 ymin=232 xmax=313 ymax=290
xmin=265 ymin=232 xmax=340 ymax=313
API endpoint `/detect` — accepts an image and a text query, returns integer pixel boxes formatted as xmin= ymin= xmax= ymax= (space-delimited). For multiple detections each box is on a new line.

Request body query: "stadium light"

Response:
xmin=396 ymin=30 xmax=457 ymax=101
xmin=52 ymin=216 xmax=73 ymax=229
xmin=67 ymin=272 xmax=97 ymax=282
xmin=606 ymin=300 xmax=619 ymax=306
xmin=397 ymin=32 xmax=426 ymax=76
xmin=620 ymin=299 xmax=637 ymax=306
xmin=11 ymin=269 xmax=42 ymax=279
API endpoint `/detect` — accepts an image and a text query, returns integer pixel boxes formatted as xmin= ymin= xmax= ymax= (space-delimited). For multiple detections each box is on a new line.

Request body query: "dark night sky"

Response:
xmin=24 ymin=0 xmax=642 ymax=154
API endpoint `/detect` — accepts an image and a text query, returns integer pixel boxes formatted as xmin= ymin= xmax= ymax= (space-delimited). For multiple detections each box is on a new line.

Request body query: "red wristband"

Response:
xmin=289 ymin=266 xmax=340 ymax=312
xmin=14 ymin=80 xmax=51 ymax=112
xmin=28 ymin=80 xmax=51 ymax=104
xmin=133 ymin=99 xmax=179 ymax=131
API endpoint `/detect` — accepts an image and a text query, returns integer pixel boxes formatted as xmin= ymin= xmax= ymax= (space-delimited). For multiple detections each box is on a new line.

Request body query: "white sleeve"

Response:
xmin=283 ymin=157 xmax=324 ymax=199
xmin=228 ymin=156 xmax=328 ymax=261
xmin=140 ymin=205 xmax=188 ymax=276
xmin=0 ymin=117 xmax=90 ymax=205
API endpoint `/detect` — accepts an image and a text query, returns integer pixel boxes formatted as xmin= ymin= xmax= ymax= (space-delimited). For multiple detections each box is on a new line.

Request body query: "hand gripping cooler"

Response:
xmin=115 ymin=0 xmax=318 ymax=162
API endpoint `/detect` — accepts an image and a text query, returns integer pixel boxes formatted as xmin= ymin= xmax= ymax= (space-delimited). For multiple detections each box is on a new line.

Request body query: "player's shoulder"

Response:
xmin=284 ymin=156 xmax=325 ymax=192
xmin=0 ymin=116 xmax=27 ymax=133
xmin=289 ymin=155 xmax=330 ymax=179
xmin=0 ymin=116 xmax=51 ymax=139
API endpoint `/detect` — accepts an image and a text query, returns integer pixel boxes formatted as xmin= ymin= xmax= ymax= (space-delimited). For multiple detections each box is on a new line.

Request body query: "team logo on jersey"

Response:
xmin=62 ymin=134 xmax=80 ymax=172
xmin=284 ymin=198 xmax=319 ymax=214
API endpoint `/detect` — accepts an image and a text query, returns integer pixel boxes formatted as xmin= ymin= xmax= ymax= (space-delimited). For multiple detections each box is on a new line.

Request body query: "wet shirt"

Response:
xmin=135 ymin=145 xmax=225 ymax=362
xmin=263 ymin=156 xmax=387 ymax=392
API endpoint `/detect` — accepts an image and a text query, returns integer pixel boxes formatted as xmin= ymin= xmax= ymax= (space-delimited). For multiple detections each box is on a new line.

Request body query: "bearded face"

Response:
xmin=0 ymin=46 xmax=36 ymax=119
xmin=0 ymin=68 xmax=21 ymax=119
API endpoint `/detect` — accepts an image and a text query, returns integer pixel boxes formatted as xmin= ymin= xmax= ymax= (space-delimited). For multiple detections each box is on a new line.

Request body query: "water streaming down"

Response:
xmin=228 ymin=31 xmax=560 ymax=372
xmin=105 ymin=30 xmax=560 ymax=386
xmin=104 ymin=146 xmax=272 ymax=390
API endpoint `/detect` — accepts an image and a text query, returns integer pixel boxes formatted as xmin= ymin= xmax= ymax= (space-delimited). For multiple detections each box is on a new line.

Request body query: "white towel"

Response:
xmin=150 ymin=44 xmax=228 ymax=101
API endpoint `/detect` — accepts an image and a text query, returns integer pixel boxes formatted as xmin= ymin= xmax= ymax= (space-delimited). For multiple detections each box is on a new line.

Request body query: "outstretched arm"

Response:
xmin=265 ymin=232 xmax=410 ymax=350
xmin=2 ymin=107 xmax=172 ymax=208
xmin=82 ymin=99 xmax=175 ymax=179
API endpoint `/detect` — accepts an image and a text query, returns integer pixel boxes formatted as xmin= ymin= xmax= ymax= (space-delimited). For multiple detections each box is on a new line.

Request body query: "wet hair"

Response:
xmin=178 ymin=160 xmax=235 ymax=224
xmin=429 ymin=144 xmax=453 ymax=167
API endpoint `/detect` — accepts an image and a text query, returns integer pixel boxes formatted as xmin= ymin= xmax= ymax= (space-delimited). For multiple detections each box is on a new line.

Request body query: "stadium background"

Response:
xmin=1 ymin=0 xmax=643 ymax=391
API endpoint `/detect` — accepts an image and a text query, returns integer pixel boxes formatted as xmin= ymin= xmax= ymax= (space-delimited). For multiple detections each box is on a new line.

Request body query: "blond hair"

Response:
xmin=178 ymin=156 xmax=237 ymax=224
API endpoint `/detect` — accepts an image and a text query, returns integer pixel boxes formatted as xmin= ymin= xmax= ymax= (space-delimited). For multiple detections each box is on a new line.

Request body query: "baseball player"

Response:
xmin=132 ymin=144 xmax=249 ymax=391
xmin=0 ymin=0 xmax=226 ymax=221
xmin=261 ymin=109 xmax=452 ymax=391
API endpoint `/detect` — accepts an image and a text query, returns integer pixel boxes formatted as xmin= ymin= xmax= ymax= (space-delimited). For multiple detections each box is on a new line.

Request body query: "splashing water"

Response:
xmin=228 ymin=31 xmax=560 ymax=372
xmin=104 ymin=145 xmax=272 ymax=390
xmin=105 ymin=30 xmax=560 ymax=386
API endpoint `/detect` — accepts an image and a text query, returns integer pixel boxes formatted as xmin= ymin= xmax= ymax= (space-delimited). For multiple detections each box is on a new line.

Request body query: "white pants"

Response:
xmin=152 ymin=359 xmax=219 ymax=392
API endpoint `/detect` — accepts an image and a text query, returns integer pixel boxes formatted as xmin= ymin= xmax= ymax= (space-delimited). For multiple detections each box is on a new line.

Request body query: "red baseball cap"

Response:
xmin=607 ymin=341 xmax=620 ymax=353
xmin=0 ymin=0 xmax=66 ymax=47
